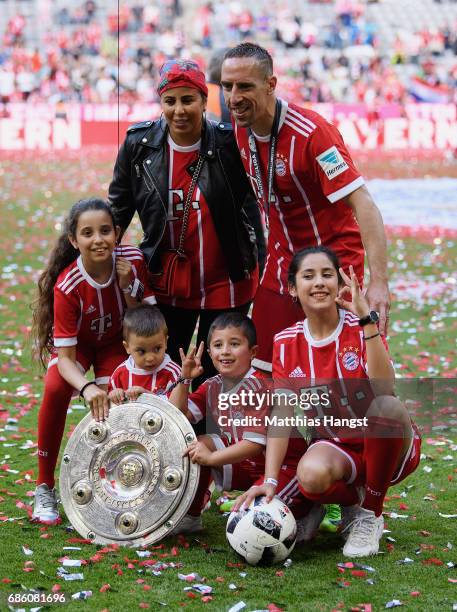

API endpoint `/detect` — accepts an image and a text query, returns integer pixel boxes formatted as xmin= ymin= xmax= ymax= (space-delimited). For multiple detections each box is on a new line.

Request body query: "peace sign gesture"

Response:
xmin=178 ymin=341 xmax=205 ymax=380
xmin=335 ymin=265 xmax=371 ymax=320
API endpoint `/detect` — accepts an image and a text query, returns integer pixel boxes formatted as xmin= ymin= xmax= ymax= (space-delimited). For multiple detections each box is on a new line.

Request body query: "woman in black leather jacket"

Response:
xmin=108 ymin=59 xmax=265 ymax=385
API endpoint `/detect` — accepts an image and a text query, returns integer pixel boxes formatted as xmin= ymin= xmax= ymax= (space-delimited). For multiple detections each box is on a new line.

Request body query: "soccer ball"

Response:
xmin=226 ymin=496 xmax=297 ymax=565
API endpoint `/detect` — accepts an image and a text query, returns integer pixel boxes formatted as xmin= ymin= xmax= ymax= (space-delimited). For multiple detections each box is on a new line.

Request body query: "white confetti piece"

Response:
xmin=62 ymin=573 xmax=84 ymax=581
xmin=228 ymin=602 xmax=246 ymax=612
xmin=22 ymin=546 xmax=33 ymax=556
xmin=62 ymin=559 xmax=82 ymax=567
xmin=423 ymin=466 xmax=433 ymax=473
xmin=439 ymin=513 xmax=457 ymax=518
xmin=136 ymin=550 xmax=151 ymax=558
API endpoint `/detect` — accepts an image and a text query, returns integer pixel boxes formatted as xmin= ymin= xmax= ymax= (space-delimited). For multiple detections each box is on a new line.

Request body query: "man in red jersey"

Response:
xmin=221 ymin=42 xmax=390 ymax=372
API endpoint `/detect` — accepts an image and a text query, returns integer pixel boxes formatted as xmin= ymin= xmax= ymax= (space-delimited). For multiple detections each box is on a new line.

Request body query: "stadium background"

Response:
xmin=1 ymin=0 xmax=457 ymax=152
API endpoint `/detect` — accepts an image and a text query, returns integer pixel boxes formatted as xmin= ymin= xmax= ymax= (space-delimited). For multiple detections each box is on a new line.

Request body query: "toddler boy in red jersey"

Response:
xmin=109 ymin=304 xmax=181 ymax=403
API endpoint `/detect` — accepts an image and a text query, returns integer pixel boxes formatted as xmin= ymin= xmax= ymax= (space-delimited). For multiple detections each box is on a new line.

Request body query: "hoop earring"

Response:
xmin=292 ymin=296 xmax=298 ymax=303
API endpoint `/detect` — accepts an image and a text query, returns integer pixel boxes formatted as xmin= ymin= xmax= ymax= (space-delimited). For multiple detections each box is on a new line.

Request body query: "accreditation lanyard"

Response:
xmin=247 ymin=98 xmax=282 ymax=221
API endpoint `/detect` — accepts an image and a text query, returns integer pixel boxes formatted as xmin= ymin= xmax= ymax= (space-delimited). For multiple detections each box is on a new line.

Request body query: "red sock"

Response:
xmin=298 ymin=479 xmax=359 ymax=506
xmin=37 ymin=367 xmax=74 ymax=488
xmin=363 ymin=416 xmax=405 ymax=516
xmin=187 ymin=465 xmax=213 ymax=516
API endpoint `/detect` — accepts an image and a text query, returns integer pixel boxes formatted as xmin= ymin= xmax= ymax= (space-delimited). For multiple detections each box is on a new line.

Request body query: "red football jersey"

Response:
xmin=53 ymin=245 xmax=156 ymax=349
xmin=234 ymin=100 xmax=365 ymax=295
xmin=273 ymin=309 xmax=389 ymax=443
xmin=188 ymin=367 xmax=268 ymax=448
xmin=157 ymin=136 xmax=257 ymax=309
xmin=108 ymin=354 xmax=181 ymax=394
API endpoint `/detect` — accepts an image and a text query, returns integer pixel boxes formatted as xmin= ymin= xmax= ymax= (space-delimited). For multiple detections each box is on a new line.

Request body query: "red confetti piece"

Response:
xmin=275 ymin=571 xmax=284 ymax=577
xmin=419 ymin=530 xmax=431 ymax=536
xmin=51 ymin=585 xmax=61 ymax=592
xmin=216 ymin=577 xmax=225 ymax=583
xmin=267 ymin=605 xmax=284 ymax=612
xmin=171 ymin=546 xmax=179 ymax=556
xmin=410 ymin=591 xmax=421 ymax=597
xmin=351 ymin=570 xmax=367 ymax=578
xmin=448 ymin=578 xmax=457 ymax=583
xmin=201 ymin=596 xmax=213 ymax=603
xmin=422 ymin=558 xmax=444 ymax=566
xmin=100 ymin=584 xmax=111 ymax=593
xmin=139 ymin=604 xmax=150 ymax=609
xmin=2 ymin=578 xmax=12 ymax=583
xmin=186 ymin=592 xmax=197 ymax=599
xmin=399 ymin=503 xmax=409 ymax=510
xmin=67 ymin=537 xmax=93 ymax=544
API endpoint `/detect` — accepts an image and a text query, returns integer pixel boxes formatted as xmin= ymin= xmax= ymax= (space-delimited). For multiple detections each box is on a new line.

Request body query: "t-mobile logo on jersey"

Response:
xmin=167 ymin=189 xmax=200 ymax=219
xmin=90 ymin=313 xmax=112 ymax=335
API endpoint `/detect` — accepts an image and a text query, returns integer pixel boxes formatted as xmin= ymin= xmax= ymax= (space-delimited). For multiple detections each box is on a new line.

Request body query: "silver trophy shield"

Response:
xmin=59 ymin=394 xmax=200 ymax=546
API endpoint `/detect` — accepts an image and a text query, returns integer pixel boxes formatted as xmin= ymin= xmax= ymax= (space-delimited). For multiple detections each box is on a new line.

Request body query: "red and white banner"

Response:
xmin=0 ymin=103 xmax=456 ymax=151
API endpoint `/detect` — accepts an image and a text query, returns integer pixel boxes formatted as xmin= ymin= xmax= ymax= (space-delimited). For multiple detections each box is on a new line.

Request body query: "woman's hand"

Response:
xmin=83 ymin=384 xmax=110 ymax=422
xmin=336 ymin=265 xmax=370 ymax=319
xmin=232 ymin=482 xmax=277 ymax=512
xmin=182 ymin=440 xmax=214 ymax=466
xmin=116 ymin=257 xmax=133 ymax=291
xmin=179 ymin=342 xmax=205 ymax=380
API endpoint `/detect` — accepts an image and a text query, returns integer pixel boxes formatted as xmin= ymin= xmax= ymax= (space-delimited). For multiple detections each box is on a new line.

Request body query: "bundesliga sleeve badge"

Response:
xmin=316 ymin=146 xmax=349 ymax=180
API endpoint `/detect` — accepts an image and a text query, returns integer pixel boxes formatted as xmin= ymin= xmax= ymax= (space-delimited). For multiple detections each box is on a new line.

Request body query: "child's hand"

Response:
xmin=182 ymin=440 xmax=214 ymax=466
xmin=125 ymin=386 xmax=148 ymax=402
xmin=179 ymin=342 xmax=205 ymax=380
xmin=83 ymin=384 xmax=109 ymax=422
xmin=336 ymin=265 xmax=370 ymax=319
xmin=109 ymin=388 xmax=126 ymax=405
xmin=116 ymin=257 xmax=133 ymax=291
xmin=232 ymin=482 xmax=276 ymax=512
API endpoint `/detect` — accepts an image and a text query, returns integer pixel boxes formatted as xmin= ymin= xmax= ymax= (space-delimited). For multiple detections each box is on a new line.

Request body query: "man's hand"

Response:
xmin=365 ymin=278 xmax=390 ymax=335
xmin=182 ymin=440 xmax=214 ymax=466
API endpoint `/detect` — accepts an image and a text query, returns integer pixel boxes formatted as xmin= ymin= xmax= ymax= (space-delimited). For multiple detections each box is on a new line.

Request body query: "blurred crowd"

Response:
xmin=0 ymin=0 xmax=456 ymax=107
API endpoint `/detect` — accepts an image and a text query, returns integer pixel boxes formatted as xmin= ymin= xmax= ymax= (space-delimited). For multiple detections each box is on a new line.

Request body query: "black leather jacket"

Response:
xmin=108 ymin=117 xmax=265 ymax=281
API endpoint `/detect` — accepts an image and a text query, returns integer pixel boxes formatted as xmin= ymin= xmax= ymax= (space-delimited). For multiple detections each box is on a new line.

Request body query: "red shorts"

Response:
xmin=309 ymin=424 xmax=422 ymax=487
xmin=251 ymin=286 xmax=303 ymax=371
xmin=209 ymin=433 xmax=265 ymax=491
xmin=48 ymin=339 xmax=127 ymax=386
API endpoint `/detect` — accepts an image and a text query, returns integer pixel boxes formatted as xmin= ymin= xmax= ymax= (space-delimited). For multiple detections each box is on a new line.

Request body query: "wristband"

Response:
xmin=79 ymin=381 xmax=97 ymax=399
xmin=263 ymin=477 xmax=279 ymax=487
xmin=364 ymin=332 xmax=380 ymax=341
xmin=177 ymin=377 xmax=192 ymax=386
xmin=122 ymin=278 xmax=144 ymax=299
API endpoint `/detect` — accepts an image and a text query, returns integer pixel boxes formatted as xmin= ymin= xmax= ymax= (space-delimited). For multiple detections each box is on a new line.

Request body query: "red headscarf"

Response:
xmin=157 ymin=59 xmax=208 ymax=98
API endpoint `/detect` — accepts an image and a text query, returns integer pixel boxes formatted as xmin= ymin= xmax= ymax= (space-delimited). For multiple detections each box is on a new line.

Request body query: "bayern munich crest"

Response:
xmin=342 ymin=351 xmax=360 ymax=371
xmin=275 ymin=158 xmax=287 ymax=177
